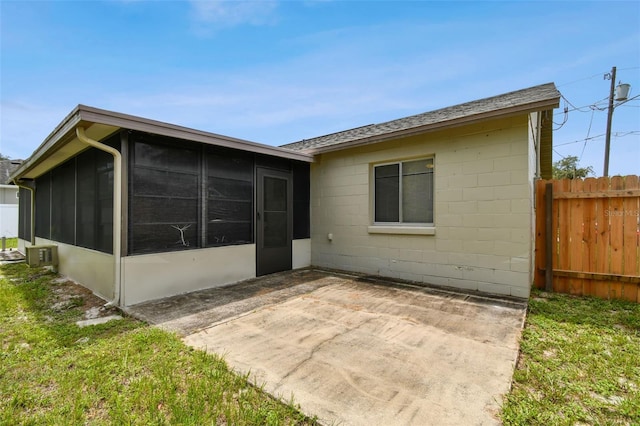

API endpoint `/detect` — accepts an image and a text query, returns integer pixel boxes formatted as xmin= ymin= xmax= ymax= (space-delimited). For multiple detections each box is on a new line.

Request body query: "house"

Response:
xmin=0 ymin=160 xmax=22 ymax=238
xmin=11 ymin=82 xmax=559 ymax=305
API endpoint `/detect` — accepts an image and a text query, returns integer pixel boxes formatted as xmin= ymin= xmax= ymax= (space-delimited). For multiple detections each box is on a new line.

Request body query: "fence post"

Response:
xmin=545 ymin=182 xmax=553 ymax=292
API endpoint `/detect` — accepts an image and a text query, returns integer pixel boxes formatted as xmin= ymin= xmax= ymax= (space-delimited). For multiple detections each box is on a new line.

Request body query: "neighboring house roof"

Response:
xmin=0 ymin=160 xmax=23 ymax=184
xmin=281 ymin=82 xmax=560 ymax=154
xmin=11 ymin=105 xmax=313 ymax=182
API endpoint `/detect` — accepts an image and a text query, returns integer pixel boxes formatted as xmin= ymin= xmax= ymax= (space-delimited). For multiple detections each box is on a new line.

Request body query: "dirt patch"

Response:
xmin=49 ymin=276 xmax=118 ymax=319
xmin=0 ymin=249 xmax=25 ymax=262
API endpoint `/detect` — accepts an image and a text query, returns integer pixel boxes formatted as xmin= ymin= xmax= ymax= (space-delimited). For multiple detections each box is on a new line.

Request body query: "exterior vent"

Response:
xmin=25 ymin=245 xmax=59 ymax=268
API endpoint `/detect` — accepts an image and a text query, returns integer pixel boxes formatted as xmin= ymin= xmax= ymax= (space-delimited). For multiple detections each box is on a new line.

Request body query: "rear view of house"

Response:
xmin=12 ymin=83 xmax=559 ymax=305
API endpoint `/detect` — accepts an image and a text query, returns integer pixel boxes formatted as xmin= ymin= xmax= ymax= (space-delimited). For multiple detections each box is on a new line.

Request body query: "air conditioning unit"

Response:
xmin=25 ymin=245 xmax=59 ymax=268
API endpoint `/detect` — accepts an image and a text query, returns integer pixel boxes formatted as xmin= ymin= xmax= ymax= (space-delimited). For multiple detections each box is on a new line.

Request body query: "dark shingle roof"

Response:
xmin=281 ymin=82 xmax=560 ymax=153
xmin=0 ymin=160 xmax=23 ymax=184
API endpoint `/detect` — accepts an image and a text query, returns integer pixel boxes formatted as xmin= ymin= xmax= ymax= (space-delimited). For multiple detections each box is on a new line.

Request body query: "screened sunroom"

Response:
xmin=14 ymin=105 xmax=313 ymax=306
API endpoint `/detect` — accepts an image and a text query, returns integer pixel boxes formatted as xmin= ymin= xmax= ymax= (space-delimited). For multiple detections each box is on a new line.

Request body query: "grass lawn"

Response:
xmin=502 ymin=289 xmax=640 ymax=425
xmin=2 ymin=237 xmax=17 ymax=249
xmin=0 ymin=263 xmax=315 ymax=425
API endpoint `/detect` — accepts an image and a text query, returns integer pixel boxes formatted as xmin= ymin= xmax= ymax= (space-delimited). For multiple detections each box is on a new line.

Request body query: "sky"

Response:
xmin=1 ymin=0 xmax=639 ymax=177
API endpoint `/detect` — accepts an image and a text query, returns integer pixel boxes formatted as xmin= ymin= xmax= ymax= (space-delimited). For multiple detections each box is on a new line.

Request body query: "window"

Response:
xmin=206 ymin=147 xmax=253 ymax=247
xmin=35 ymin=174 xmax=51 ymax=239
xmin=76 ymin=149 xmax=113 ymax=253
xmin=51 ymin=159 xmax=76 ymax=244
xmin=18 ymin=187 xmax=32 ymax=241
xmin=32 ymin=145 xmax=114 ymax=253
xmin=129 ymin=136 xmax=200 ymax=254
xmin=374 ymin=158 xmax=434 ymax=225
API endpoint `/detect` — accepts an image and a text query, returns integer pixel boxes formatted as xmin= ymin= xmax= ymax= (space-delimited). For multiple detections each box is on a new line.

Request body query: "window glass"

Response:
xmin=374 ymin=163 xmax=399 ymax=222
xmin=374 ymin=159 xmax=433 ymax=225
xmin=402 ymin=159 xmax=434 ymax=223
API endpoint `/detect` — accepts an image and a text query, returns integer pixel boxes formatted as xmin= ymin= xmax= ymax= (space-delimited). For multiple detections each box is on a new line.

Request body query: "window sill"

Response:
xmin=367 ymin=226 xmax=435 ymax=236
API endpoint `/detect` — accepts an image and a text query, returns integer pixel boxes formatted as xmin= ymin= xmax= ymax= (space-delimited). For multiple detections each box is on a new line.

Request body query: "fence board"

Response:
xmin=568 ymin=178 xmax=584 ymax=295
xmin=622 ymin=176 xmax=639 ymax=302
xmin=555 ymin=179 xmax=571 ymax=293
xmin=534 ymin=179 xmax=547 ymax=288
xmin=609 ymin=176 xmax=625 ymax=299
xmin=535 ymin=175 xmax=640 ymax=302
xmin=582 ymin=178 xmax=597 ymax=296
xmin=594 ymin=177 xmax=612 ymax=299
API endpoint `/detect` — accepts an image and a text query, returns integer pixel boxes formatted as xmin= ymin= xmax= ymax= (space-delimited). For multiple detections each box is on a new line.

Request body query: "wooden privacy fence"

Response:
xmin=535 ymin=175 xmax=640 ymax=302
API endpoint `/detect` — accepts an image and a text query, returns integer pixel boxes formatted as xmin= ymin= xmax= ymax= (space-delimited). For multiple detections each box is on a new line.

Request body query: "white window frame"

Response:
xmin=369 ymin=157 xmax=435 ymax=236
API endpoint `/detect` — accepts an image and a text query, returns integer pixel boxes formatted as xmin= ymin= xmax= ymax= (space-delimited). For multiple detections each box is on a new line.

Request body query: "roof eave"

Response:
xmin=10 ymin=106 xmax=84 ymax=182
xmin=76 ymin=105 xmax=314 ymax=162
xmin=11 ymin=105 xmax=314 ymax=182
xmin=306 ymin=97 xmax=560 ymax=155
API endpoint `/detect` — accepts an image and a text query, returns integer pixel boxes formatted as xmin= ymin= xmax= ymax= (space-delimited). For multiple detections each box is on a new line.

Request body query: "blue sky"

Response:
xmin=1 ymin=0 xmax=639 ymax=176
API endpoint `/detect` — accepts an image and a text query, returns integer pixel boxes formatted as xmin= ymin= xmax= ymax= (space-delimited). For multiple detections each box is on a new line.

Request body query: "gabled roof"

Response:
xmin=281 ymin=82 xmax=560 ymax=154
xmin=12 ymin=105 xmax=313 ymax=181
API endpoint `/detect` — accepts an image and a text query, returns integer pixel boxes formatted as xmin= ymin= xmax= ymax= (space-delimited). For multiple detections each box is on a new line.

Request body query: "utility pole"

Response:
xmin=603 ymin=66 xmax=616 ymax=177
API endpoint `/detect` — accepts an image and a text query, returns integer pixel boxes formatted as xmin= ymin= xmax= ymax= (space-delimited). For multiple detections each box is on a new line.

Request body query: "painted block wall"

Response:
xmin=309 ymin=115 xmax=535 ymax=298
xmin=121 ymin=244 xmax=257 ymax=306
xmin=292 ymin=238 xmax=311 ymax=269
xmin=33 ymin=237 xmax=116 ymax=301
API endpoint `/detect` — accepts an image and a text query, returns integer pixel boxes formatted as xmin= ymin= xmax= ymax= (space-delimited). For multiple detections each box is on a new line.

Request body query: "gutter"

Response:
xmin=76 ymin=127 xmax=123 ymax=307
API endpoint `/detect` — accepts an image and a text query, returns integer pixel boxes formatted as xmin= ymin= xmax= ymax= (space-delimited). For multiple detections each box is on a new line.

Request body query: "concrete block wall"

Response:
xmin=310 ymin=115 xmax=535 ymax=298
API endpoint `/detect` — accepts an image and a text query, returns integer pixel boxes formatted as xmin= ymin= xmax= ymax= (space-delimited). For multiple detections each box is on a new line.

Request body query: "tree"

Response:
xmin=0 ymin=153 xmax=9 ymax=161
xmin=552 ymin=155 xmax=594 ymax=179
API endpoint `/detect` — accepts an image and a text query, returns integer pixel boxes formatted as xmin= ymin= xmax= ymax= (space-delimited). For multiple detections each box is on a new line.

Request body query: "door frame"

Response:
xmin=255 ymin=167 xmax=293 ymax=276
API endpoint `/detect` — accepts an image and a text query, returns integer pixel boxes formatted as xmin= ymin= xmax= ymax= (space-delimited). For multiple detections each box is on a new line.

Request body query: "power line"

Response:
xmin=553 ymin=96 xmax=609 ymax=116
xmin=556 ymin=67 xmax=639 ymax=88
xmin=556 ymin=133 xmax=605 ymax=147
xmin=557 ymin=72 xmax=606 ymax=88
xmin=554 ymin=130 xmax=639 ymax=147
xmin=579 ymin=109 xmax=596 ymax=162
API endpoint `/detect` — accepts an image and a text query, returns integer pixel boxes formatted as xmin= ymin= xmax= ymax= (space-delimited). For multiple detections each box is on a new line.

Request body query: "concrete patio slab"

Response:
xmin=129 ymin=269 xmax=526 ymax=425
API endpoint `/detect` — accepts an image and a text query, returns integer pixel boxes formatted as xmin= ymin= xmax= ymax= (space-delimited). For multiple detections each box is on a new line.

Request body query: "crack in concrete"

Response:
xmin=279 ymin=315 xmax=378 ymax=382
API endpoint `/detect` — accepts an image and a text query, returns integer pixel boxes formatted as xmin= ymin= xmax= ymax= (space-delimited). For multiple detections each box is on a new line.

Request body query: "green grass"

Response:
xmin=2 ymin=237 xmax=17 ymax=249
xmin=0 ymin=263 xmax=315 ymax=425
xmin=502 ymin=289 xmax=640 ymax=425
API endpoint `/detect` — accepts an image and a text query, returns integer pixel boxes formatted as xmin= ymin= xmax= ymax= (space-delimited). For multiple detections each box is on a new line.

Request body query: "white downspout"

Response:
xmin=12 ymin=180 xmax=35 ymax=245
xmin=76 ymin=127 xmax=123 ymax=307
